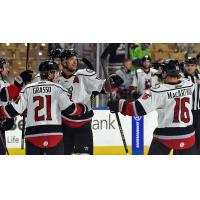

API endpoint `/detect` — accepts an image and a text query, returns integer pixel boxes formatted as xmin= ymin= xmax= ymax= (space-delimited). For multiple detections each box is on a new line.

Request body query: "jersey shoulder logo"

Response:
xmin=95 ymin=76 xmax=101 ymax=80
xmin=152 ymin=83 xmax=160 ymax=89
xmin=140 ymin=92 xmax=151 ymax=100
xmin=86 ymin=68 xmax=94 ymax=73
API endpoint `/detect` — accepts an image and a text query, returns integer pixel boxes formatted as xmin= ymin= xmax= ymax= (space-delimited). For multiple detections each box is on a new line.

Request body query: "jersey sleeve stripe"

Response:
xmin=5 ymin=104 xmax=19 ymax=117
xmin=25 ymin=125 xmax=62 ymax=135
xmin=150 ymin=84 xmax=194 ymax=93
xmin=135 ymin=100 xmax=147 ymax=116
xmin=77 ymin=73 xmax=96 ymax=77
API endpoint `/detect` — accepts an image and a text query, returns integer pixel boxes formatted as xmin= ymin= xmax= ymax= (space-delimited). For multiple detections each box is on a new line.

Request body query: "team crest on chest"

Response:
xmin=66 ymin=86 xmax=73 ymax=100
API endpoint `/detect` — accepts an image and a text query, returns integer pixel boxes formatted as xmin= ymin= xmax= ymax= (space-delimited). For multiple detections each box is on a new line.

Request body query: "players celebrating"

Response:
xmin=108 ymin=60 xmax=197 ymax=155
xmin=2 ymin=45 xmax=200 ymax=155
xmin=1 ymin=60 xmax=89 ymax=155
xmin=59 ymin=49 xmax=122 ymax=155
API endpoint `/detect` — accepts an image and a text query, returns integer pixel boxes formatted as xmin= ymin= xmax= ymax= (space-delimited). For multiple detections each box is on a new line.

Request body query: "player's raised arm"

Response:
xmin=0 ymin=70 xmax=33 ymax=102
xmin=107 ymin=89 xmax=158 ymax=116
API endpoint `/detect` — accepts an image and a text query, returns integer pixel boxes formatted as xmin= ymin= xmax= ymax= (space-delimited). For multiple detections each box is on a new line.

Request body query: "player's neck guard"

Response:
xmin=62 ymin=70 xmax=76 ymax=79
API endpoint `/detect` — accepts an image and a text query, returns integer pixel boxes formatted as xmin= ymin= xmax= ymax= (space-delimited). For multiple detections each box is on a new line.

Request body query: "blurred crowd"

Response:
xmin=110 ymin=43 xmax=200 ymax=101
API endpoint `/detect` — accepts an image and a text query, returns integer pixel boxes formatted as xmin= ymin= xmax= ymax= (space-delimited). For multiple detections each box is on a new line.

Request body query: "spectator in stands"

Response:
xmin=175 ymin=43 xmax=195 ymax=55
xmin=129 ymin=43 xmax=140 ymax=56
xmin=115 ymin=58 xmax=135 ymax=100
xmin=129 ymin=43 xmax=151 ymax=72
xmin=132 ymin=55 xmax=158 ymax=96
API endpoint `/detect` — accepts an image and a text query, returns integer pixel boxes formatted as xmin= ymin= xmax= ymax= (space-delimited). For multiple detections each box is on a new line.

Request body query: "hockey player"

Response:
xmin=0 ymin=58 xmax=33 ymax=155
xmin=48 ymin=48 xmax=63 ymax=71
xmin=1 ymin=60 xmax=89 ymax=155
xmin=33 ymin=48 xmax=63 ymax=83
xmin=108 ymin=60 xmax=197 ymax=155
xmin=181 ymin=57 xmax=200 ymax=153
xmin=132 ymin=55 xmax=158 ymax=97
xmin=59 ymin=49 xmax=122 ymax=155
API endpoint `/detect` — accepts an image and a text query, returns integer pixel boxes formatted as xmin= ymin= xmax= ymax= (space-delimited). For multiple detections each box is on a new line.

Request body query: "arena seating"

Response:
xmin=150 ymin=43 xmax=200 ymax=62
xmin=1 ymin=43 xmax=200 ymax=79
xmin=0 ymin=43 xmax=48 ymax=79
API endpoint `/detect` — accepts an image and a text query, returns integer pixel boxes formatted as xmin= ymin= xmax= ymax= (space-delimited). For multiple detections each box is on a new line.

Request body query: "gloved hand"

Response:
xmin=0 ymin=118 xmax=14 ymax=131
xmin=109 ymin=74 xmax=124 ymax=87
xmin=107 ymin=100 xmax=120 ymax=113
xmin=14 ymin=70 xmax=33 ymax=87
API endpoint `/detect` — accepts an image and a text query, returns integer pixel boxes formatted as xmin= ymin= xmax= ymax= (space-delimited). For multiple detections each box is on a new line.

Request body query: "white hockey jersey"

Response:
xmin=59 ymin=69 xmax=106 ymax=127
xmin=133 ymin=68 xmax=158 ymax=95
xmin=122 ymin=78 xmax=195 ymax=150
xmin=181 ymin=72 xmax=200 ymax=110
xmin=3 ymin=80 xmax=85 ymax=148
xmin=32 ymin=73 xmax=41 ymax=83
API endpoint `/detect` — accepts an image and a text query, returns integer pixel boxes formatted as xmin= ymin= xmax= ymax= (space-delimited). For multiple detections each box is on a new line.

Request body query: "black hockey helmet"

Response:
xmin=185 ymin=57 xmax=197 ymax=65
xmin=61 ymin=49 xmax=78 ymax=61
xmin=48 ymin=48 xmax=62 ymax=60
xmin=162 ymin=60 xmax=180 ymax=77
xmin=39 ymin=60 xmax=59 ymax=73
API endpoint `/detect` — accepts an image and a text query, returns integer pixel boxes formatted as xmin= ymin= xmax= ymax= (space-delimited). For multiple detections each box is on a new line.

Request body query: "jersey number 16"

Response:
xmin=173 ymin=97 xmax=190 ymax=123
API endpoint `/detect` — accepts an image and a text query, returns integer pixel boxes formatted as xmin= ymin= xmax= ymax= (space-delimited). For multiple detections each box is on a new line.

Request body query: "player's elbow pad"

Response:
xmin=120 ymin=100 xmax=147 ymax=116
xmin=0 ymin=87 xmax=9 ymax=102
xmin=0 ymin=118 xmax=14 ymax=131
xmin=5 ymin=104 xmax=20 ymax=118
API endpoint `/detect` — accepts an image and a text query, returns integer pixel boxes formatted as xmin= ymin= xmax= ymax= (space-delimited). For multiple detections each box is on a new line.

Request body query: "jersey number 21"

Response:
xmin=33 ymin=95 xmax=52 ymax=121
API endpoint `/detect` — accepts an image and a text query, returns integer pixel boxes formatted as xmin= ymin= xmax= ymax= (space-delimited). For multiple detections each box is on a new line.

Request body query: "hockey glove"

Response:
xmin=109 ymin=74 xmax=124 ymax=87
xmin=78 ymin=103 xmax=89 ymax=114
xmin=0 ymin=118 xmax=14 ymax=131
xmin=107 ymin=99 xmax=127 ymax=113
xmin=107 ymin=100 xmax=119 ymax=113
xmin=62 ymin=103 xmax=89 ymax=116
xmin=14 ymin=70 xmax=33 ymax=87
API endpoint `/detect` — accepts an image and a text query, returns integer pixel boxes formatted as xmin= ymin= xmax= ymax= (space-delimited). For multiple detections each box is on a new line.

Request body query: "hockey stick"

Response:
xmin=80 ymin=53 xmax=128 ymax=154
xmin=21 ymin=43 xmax=30 ymax=149
xmin=82 ymin=55 xmax=129 ymax=154
xmin=100 ymin=57 xmax=129 ymax=155
xmin=81 ymin=57 xmax=95 ymax=71
xmin=0 ymin=129 xmax=9 ymax=155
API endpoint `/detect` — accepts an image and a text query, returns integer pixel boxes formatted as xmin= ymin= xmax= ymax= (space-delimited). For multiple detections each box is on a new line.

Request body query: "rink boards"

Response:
xmin=5 ymin=108 xmax=158 ymax=155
